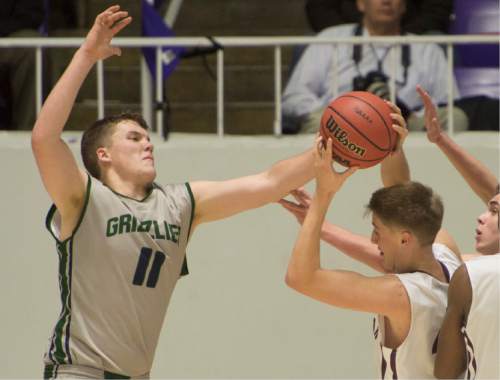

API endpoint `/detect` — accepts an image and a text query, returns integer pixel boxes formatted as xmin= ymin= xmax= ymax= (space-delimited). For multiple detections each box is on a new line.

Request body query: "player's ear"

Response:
xmin=96 ymin=147 xmax=111 ymax=163
xmin=401 ymin=231 xmax=411 ymax=245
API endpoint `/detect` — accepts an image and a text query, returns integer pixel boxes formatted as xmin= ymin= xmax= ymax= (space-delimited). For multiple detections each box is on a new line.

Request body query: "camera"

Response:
xmin=352 ymin=71 xmax=390 ymax=100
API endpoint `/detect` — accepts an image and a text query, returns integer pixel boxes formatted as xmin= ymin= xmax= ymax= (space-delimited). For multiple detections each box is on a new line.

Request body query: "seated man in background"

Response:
xmin=0 ymin=0 xmax=45 ymax=130
xmin=282 ymin=0 xmax=466 ymax=134
xmin=305 ymin=0 xmax=454 ymax=34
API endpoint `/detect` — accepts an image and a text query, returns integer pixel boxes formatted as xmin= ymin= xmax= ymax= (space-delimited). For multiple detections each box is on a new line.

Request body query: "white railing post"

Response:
xmin=155 ymin=46 xmax=164 ymax=138
xmin=141 ymin=57 xmax=153 ymax=129
xmin=96 ymin=60 xmax=105 ymax=119
xmin=331 ymin=44 xmax=339 ymax=99
xmin=389 ymin=45 xmax=397 ymax=103
xmin=217 ymin=49 xmax=224 ymax=137
xmin=35 ymin=47 xmax=43 ymax=114
xmin=447 ymin=43 xmax=454 ymax=136
xmin=274 ymin=46 xmax=282 ymax=136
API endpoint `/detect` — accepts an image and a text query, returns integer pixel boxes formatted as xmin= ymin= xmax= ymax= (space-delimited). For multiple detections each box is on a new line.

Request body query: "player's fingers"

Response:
xmin=279 ymin=199 xmax=304 ymax=214
xmin=342 ymin=166 xmax=358 ymax=179
xmin=391 ymin=124 xmax=408 ymax=139
xmin=290 ymin=191 xmax=309 ymax=207
xmin=385 ymin=100 xmax=402 ymax=115
xmin=390 ymin=112 xmax=406 ymax=129
xmin=111 ymin=15 xmax=132 ymax=35
xmin=96 ymin=5 xmax=120 ymax=25
xmin=325 ymin=138 xmax=333 ymax=164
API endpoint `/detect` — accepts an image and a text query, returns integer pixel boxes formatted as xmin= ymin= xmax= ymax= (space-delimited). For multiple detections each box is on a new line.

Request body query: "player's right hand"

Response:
xmin=80 ymin=5 xmax=132 ymax=62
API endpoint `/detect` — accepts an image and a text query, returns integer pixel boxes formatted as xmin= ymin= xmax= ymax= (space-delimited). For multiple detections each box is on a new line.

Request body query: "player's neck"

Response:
xmin=363 ymin=20 xmax=401 ymax=36
xmin=413 ymin=247 xmax=448 ymax=282
xmin=102 ymin=174 xmax=151 ymax=200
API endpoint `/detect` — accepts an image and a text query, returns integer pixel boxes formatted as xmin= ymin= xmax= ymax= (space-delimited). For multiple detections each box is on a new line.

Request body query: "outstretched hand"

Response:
xmin=416 ymin=85 xmax=444 ymax=143
xmin=80 ymin=5 xmax=132 ymax=62
xmin=279 ymin=188 xmax=312 ymax=224
xmin=314 ymin=136 xmax=357 ymax=196
xmin=385 ymin=100 xmax=408 ymax=153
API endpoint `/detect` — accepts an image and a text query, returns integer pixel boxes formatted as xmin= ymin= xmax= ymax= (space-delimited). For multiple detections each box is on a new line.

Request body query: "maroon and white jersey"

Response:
xmin=463 ymin=254 xmax=500 ymax=380
xmin=373 ymin=243 xmax=461 ymax=379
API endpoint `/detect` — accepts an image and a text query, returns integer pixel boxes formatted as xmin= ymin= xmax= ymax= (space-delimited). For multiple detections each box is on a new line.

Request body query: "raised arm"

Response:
xmin=285 ymin=138 xmax=407 ymax=317
xmin=380 ymin=101 xmax=410 ymax=187
xmin=417 ymin=86 xmax=498 ymax=204
xmin=31 ymin=6 xmax=131 ymax=237
xmin=434 ymin=264 xmax=471 ymax=379
xmin=189 ymin=148 xmax=315 ymax=228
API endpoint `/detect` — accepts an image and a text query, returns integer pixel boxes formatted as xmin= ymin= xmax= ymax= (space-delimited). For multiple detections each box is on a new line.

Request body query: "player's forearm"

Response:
xmin=265 ymin=148 xmax=315 ymax=201
xmin=321 ymin=222 xmax=386 ymax=273
xmin=286 ymin=191 xmax=332 ymax=288
xmin=32 ymin=49 xmax=96 ymax=141
xmin=436 ymin=133 xmax=498 ymax=204
xmin=380 ymin=149 xmax=410 ymax=187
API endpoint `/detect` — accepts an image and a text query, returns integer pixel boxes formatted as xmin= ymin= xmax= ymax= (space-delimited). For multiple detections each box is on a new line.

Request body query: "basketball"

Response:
xmin=319 ymin=91 xmax=397 ymax=168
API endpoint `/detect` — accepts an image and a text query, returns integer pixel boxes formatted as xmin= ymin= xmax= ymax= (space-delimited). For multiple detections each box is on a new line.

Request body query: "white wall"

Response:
xmin=0 ymin=132 xmax=498 ymax=378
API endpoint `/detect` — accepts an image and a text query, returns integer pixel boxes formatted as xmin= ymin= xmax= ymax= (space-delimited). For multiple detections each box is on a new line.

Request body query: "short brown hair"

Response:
xmin=366 ymin=181 xmax=443 ymax=246
xmin=81 ymin=113 xmax=149 ymax=179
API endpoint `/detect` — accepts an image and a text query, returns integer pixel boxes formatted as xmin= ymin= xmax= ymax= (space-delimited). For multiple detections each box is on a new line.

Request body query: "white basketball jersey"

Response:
xmin=373 ymin=243 xmax=461 ymax=379
xmin=43 ymin=176 xmax=194 ymax=377
xmin=464 ymin=254 xmax=500 ymax=380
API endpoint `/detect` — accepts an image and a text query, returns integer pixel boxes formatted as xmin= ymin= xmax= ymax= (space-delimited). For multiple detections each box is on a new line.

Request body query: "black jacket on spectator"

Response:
xmin=0 ymin=0 xmax=45 ymax=37
xmin=306 ymin=0 xmax=454 ymax=34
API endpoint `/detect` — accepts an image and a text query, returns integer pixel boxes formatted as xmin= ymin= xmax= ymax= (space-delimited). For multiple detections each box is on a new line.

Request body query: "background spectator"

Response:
xmin=282 ymin=0 xmax=466 ymax=134
xmin=306 ymin=0 xmax=454 ymax=34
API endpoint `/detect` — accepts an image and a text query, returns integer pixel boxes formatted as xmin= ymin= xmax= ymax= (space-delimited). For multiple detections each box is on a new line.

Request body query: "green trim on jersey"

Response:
xmin=104 ymin=370 xmax=131 ymax=379
xmin=185 ymin=182 xmax=195 ymax=240
xmin=45 ymin=175 xmax=92 ymax=244
xmin=45 ymin=175 xmax=92 ymax=365
xmin=106 ymin=182 xmax=157 ymax=202
xmin=43 ymin=364 xmax=58 ymax=379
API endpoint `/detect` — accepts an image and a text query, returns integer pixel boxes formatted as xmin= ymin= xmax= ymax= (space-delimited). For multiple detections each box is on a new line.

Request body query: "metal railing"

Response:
xmin=0 ymin=34 xmax=498 ymax=137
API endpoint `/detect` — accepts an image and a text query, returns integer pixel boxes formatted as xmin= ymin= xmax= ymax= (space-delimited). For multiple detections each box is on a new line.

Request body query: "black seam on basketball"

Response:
xmin=328 ymin=95 xmax=393 ymax=151
xmin=338 ymin=94 xmax=394 ymax=148
xmin=328 ymin=105 xmax=391 ymax=152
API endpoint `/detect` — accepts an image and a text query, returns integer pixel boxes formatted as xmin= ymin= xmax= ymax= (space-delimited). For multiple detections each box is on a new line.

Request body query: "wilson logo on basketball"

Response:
xmin=325 ymin=116 xmax=366 ymax=157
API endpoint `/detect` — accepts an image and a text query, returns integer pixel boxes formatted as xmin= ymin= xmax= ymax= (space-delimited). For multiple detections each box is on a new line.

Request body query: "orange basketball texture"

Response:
xmin=319 ymin=91 xmax=397 ymax=169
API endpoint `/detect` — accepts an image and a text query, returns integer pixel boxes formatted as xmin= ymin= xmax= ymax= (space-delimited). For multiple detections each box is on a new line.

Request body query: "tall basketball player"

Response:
xmin=32 ymin=5 xmax=319 ymax=378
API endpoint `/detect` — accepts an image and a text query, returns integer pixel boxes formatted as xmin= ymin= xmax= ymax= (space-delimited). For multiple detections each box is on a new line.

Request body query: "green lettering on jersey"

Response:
xmin=119 ymin=214 xmax=132 ymax=234
xmin=169 ymin=224 xmax=180 ymax=244
xmin=106 ymin=217 xmax=119 ymax=237
xmin=137 ymin=220 xmax=152 ymax=233
xmin=153 ymin=221 xmax=165 ymax=240
xmin=105 ymin=214 xmax=181 ymax=242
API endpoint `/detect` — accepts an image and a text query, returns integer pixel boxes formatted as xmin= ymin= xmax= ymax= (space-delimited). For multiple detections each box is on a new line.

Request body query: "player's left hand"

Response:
xmin=385 ymin=100 xmax=408 ymax=154
xmin=314 ymin=136 xmax=357 ymax=196
xmin=80 ymin=5 xmax=132 ymax=62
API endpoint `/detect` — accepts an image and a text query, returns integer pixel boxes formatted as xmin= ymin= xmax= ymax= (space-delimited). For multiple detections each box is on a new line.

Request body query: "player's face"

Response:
xmin=357 ymin=0 xmax=406 ymax=26
xmin=107 ymin=120 xmax=156 ymax=183
xmin=475 ymin=194 xmax=500 ymax=255
xmin=371 ymin=214 xmax=405 ymax=272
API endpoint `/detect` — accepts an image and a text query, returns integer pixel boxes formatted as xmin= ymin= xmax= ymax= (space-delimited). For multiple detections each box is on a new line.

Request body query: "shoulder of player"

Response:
xmin=448 ymin=264 xmax=472 ymax=314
